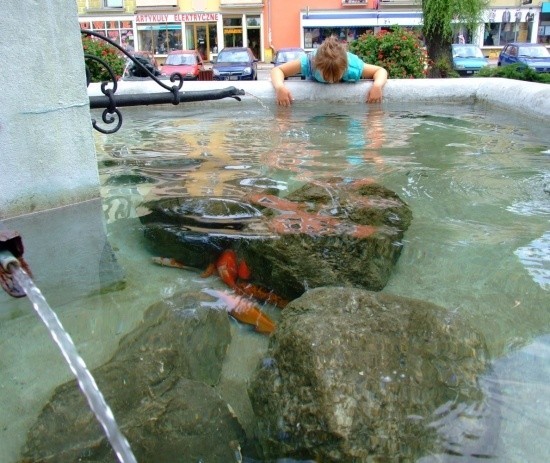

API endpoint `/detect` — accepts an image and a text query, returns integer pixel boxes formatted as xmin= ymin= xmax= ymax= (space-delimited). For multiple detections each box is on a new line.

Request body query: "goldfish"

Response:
xmin=235 ymin=282 xmax=288 ymax=309
xmin=202 ymin=288 xmax=276 ymax=335
xmin=151 ymin=256 xmax=187 ymax=269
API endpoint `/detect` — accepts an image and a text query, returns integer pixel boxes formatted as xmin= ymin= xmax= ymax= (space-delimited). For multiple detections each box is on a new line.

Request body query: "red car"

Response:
xmin=161 ymin=50 xmax=204 ymax=80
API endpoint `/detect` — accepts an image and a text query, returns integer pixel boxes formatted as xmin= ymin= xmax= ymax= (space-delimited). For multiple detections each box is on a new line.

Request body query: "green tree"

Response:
xmin=422 ymin=0 xmax=488 ymax=77
xmin=349 ymin=26 xmax=428 ymax=79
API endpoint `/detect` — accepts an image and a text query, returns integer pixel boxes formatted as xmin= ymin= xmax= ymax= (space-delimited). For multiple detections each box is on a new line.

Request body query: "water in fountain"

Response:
xmin=9 ymin=263 xmax=137 ymax=463
xmin=2 ymin=100 xmax=549 ymax=462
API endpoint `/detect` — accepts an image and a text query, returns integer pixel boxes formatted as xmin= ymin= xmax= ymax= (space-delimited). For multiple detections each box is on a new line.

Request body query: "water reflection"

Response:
xmin=1 ymin=103 xmax=548 ymax=462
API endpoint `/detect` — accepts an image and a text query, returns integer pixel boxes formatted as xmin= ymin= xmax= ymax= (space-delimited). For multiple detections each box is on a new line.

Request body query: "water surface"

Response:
xmin=0 ymin=101 xmax=548 ymax=462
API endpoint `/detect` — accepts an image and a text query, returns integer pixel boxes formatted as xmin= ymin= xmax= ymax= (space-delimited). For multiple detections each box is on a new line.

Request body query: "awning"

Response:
xmin=301 ymin=11 xmax=423 ymax=27
xmin=137 ymin=24 xmax=182 ymax=30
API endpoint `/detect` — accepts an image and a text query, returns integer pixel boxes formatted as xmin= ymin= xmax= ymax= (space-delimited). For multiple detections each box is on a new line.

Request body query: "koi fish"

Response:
xmin=235 ymin=282 xmax=289 ymax=309
xmin=151 ymin=256 xmax=187 ymax=269
xmin=215 ymin=249 xmax=239 ymax=288
xmin=202 ymin=288 xmax=276 ymax=335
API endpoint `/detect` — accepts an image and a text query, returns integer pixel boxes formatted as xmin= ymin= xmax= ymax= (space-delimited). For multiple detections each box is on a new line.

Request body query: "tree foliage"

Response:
xmin=478 ymin=63 xmax=550 ymax=83
xmin=82 ymin=36 xmax=126 ymax=83
xmin=422 ymin=0 xmax=488 ymax=77
xmin=349 ymin=26 xmax=428 ymax=79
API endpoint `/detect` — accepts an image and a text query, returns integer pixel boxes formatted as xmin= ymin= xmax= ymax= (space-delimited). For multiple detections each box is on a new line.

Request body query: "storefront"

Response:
xmin=299 ymin=6 xmax=549 ymax=56
xmin=219 ymin=0 xmax=264 ymax=60
xmin=79 ymin=17 xmax=136 ymax=51
xmin=221 ymin=16 xmax=261 ymax=59
xmin=79 ymin=4 xmax=264 ymax=63
xmin=482 ymin=7 xmax=542 ymax=47
xmin=540 ymin=3 xmax=550 ymax=44
xmin=300 ymin=9 xmax=423 ymax=52
xmin=135 ymin=13 xmax=220 ymax=61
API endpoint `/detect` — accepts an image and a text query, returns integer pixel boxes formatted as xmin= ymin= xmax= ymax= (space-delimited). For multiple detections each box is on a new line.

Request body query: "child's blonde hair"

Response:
xmin=313 ymin=36 xmax=348 ymax=83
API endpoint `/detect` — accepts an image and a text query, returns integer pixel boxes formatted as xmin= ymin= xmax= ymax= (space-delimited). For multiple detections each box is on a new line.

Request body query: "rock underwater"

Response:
xmin=18 ymin=291 xmax=247 ymax=463
xmin=140 ymin=177 xmax=413 ymax=301
xmin=248 ymin=287 xmax=495 ymax=462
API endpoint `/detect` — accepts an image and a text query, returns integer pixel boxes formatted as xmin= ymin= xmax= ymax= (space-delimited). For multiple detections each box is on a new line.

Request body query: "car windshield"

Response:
xmin=165 ymin=54 xmax=196 ymax=65
xmin=278 ymin=51 xmax=304 ymax=62
xmin=518 ymin=46 xmax=550 ymax=58
xmin=218 ymin=51 xmax=250 ymax=62
xmin=453 ymin=46 xmax=484 ymax=58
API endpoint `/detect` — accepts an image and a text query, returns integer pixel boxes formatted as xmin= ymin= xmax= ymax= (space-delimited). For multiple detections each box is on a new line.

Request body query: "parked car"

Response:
xmin=212 ymin=47 xmax=258 ymax=81
xmin=272 ymin=47 xmax=307 ymax=79
xmin=160 ymin=50 xmax=204 ymax=80
xmin=451 ymin=44 xmax=489 ymax=76
xmin=497 ymin=42 xmax=550 ymax=73
xmin=122 ymin=52 xmax=162 ymax=80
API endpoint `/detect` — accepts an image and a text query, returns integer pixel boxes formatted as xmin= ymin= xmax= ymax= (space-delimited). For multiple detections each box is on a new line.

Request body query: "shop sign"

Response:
xmin=136 ymin=13 xmax=219 ymax=23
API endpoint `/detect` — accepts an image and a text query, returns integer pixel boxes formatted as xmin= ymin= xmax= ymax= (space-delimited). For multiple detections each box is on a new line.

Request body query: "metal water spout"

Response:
xmin=0 ymin=230 xmax=33 ymax=297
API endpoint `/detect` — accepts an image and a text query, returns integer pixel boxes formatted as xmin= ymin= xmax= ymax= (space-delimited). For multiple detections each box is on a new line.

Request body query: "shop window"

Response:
xmin=538 ymin=25 xmax=550 ymax=44
xmin=224 ymin=17 xmax=243 ymax=47
xmin=103 ymin=0 xmax=123 ymax=8
xmin=484 ymin=23 xmax=500 ymax=46
xmin=81 ymin=19 xmax=134 ymax=49
xmin=304 ymin=27 xmax=370 ymax=49
xmin=138 ymin=24 xmax=182 ymax=54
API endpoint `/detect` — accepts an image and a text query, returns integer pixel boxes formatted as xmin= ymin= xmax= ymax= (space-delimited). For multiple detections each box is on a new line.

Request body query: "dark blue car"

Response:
xmin=497 ymin=42 xmax=550 ymax=73
xmin=212 ymin=47 xmax=258 ymax=81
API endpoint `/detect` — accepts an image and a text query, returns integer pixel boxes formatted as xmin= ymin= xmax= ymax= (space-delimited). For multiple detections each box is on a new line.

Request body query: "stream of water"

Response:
xmin=10 ymin=264 xmax=137 ymax=463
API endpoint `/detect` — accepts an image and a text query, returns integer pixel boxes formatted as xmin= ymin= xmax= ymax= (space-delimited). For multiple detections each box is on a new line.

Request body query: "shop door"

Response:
xmin=195 ymin=24 xmax=208 ymax=61
xmin=186 ymin=23 xmax=217 ymax=61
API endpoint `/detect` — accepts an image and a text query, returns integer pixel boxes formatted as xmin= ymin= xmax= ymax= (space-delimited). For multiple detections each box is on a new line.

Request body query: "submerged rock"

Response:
xmin=242 ymin=178 xmax=412 ymax=299
xmin=140 ymin=196 xmax=267 ymax=269
xmin=140 ymin=178 xmax=412 ymax=300
xmin=19 ymin=291 xmax=246 ymax=463
xmin=248 ymin=287 xmax=491 ymax=462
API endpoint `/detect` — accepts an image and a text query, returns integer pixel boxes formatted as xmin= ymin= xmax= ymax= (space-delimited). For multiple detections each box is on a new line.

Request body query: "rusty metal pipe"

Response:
xmin=0 ymin=231 xmax=32 ymax=297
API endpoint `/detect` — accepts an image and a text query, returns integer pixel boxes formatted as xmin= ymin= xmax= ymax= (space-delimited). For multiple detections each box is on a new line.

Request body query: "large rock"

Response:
xmin=241 ymin=178 xmax=412 ymax=299
xmin=140 ymin=178 xmax=412 ymax=300
xmin=248 ymin=287 xmax=491 ymax=462
xmin=19 ymin=292 xmax=246 ymax=463
xmin=140 ymin=196 xmax=267 ymax=269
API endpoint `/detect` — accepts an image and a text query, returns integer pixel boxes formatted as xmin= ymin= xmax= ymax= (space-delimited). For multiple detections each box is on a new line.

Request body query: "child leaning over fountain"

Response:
xmin=271 ymin=36 xmax=388 ymax=106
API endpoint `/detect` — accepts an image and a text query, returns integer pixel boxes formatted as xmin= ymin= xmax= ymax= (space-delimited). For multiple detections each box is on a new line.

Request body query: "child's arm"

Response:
xmin=271 ymin=59 xmax=302 ymax=106
xmin=361 ymin=64 xmax=388 ymax=103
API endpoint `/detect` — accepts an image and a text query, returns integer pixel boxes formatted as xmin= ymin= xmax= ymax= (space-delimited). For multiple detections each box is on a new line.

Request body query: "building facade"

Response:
xmin=77 ymin=0 xmax=265 ymax=62
xmin=76 ymin=0 xmax=550 ymax=63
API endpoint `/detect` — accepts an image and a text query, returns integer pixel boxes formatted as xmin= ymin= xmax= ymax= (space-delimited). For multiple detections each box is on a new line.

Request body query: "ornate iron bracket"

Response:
xmin=81 ymin=29 xmax=245 ymax=134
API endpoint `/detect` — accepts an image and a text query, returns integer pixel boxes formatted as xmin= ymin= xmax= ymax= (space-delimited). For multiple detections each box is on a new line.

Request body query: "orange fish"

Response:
xmin=151 ymin=256 xmax=187 ymax=269
xmin=202 ymin=288 xmax=276 ymax=335
xmin=237 ymin=259 xmax=251 ymax=280
xmin=235 ymin=282 xmax=288 ymax=309
xmin=214 ymin=249 xmax=239 ymax=288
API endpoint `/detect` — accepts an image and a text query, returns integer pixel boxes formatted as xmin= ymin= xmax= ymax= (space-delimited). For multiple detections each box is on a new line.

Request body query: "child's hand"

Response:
xmin=366 ymin=84 xmax=383 ymax=103
xmin=276 ymin=86 xmax=294 ymax=106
